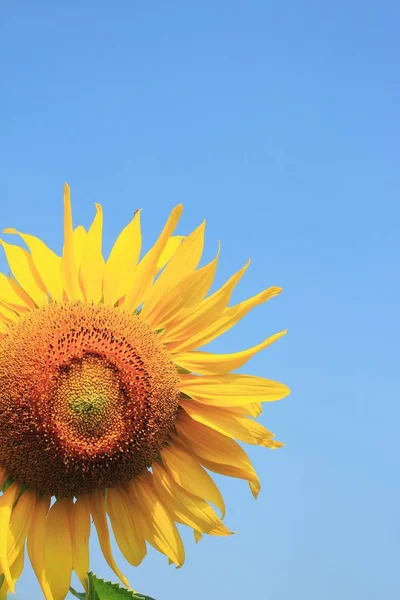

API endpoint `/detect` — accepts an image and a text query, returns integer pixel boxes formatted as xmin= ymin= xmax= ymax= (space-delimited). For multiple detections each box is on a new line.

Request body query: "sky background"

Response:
xmin=1 ymin=1 xmax=399 ymax=599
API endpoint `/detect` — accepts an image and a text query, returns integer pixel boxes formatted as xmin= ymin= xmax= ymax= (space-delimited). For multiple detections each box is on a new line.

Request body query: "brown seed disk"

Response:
xmin=0 ymin=302 xmax=180 ymax=496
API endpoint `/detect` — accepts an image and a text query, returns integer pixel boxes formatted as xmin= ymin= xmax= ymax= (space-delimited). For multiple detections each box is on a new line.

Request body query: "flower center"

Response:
xmin=53 ymin=355 xmax=127 ymax=445
xmin=0 ymin=302 xmax=180 ymax=496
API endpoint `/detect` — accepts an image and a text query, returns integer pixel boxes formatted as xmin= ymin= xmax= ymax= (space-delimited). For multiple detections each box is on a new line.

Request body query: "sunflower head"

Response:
xmin=0 ymin=184 xmax=289 ymax=600
xmin=0 ymin=301 xmax=180 ymax=497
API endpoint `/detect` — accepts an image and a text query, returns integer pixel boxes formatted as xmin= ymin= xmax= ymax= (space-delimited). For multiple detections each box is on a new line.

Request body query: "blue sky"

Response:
xmin=1 ymin=1 xmax=399 ymax=599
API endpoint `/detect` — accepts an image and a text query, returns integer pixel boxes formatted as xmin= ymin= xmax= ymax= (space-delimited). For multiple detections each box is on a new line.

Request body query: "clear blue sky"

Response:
xmin=1 ymin=2 xmax=399 ymax=599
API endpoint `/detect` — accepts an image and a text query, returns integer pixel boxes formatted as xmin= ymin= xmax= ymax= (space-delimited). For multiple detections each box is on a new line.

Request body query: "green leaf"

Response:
xmin=87 ymin=573 xmax=157 ymax=600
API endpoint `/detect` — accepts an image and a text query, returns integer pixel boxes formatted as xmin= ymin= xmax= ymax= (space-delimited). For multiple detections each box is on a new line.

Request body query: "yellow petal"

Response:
xmin=161 ymin=445 xmax=225 ymax=517
xmin=156 ymin=236 xmax=185 ymax=271
xmin=161 ymin=260 xmax=250 ymax=344
xmin=103 ymin=211 xmax=142 ymax=306
xmin=0 ymin=543 xmax=24 ymax=600
xmin=27 ymin=495 xmax=54 ymax=600
xmin=124 ymin=205 xmax=183 ymax=311
xmin=70 ymin=496 xmax=91 ymax=592
xmin=90 ymin=490 xmax=130 ymax=588
xmin=142 ymin=245 xmax=219 ymax=331
xmin=3 ymin=229 xmax=63 ymax=302
xmin=128 ymin=472 xmax=185 ymax=566
xmin=0 ymin=274 xmax=34 ymax=312
xmin=141 ymin=222 xmax=205 ymax=323
xmin=194 ymin=530 xmax=202 ymax=543
xmin=107 ymin=487 xmax=146 ymax=567
xmin=79 ymin=204 xmax=105 ymax=303
xmin=0 ymin=240 xmax=48 ymax=306
xmin=44 ymin=498 xmax=73 ymax=600
xmin=7 ymin=488 xmax=37 ymax=568
xmin=179 ymin=373 xmax=290 ymax=407
xmin=0 ymin=482 xmax=20 ymax=591
xmin=8 ymin=277 xmax=35 ymax=309
xmin=213 ymin=402 xmax=263 ymax=418
xmin=168 ymin=285 xmax=282 ymax=353
xmin=174 ymin=330 xmax=287 ymax=375
xmin=174 ymin=417 xmax=261 ymax=498
xmin=0 ymin=300 xmax=18 ymax=325
xmin=152 ymin=462 xmax=231 ymax=536
xmin=61 ymin=183 xmax=84 ymax=301
xmin=180 ymin=400 xmax=284 ymax=448
xmin=72 ymin=226 xmax=87 ymax=270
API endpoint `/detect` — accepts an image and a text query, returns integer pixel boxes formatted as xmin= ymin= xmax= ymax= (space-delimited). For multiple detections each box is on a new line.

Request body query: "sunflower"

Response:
xmin=0 ymin=184 xmax=289 ymax=600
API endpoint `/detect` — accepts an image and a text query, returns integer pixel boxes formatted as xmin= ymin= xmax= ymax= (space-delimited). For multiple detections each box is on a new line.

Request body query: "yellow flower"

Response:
xmin=0 ymin=184 xmax=289 ymax=600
